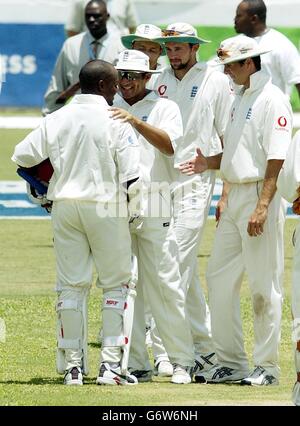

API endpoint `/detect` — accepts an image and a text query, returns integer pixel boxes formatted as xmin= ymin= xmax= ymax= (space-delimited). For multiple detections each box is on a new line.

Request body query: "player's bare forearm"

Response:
xmin=247 ymin=159 xmax=284 ymax=236
xmin=216 ymin=180 xmax=230 ymax=224
xmin=110 ymin=107 xmax=173 ymax=155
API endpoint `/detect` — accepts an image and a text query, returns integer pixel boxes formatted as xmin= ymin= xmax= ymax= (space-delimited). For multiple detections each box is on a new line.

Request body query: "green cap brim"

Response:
xmin=121 ymin=35 xmax=167 ymax=56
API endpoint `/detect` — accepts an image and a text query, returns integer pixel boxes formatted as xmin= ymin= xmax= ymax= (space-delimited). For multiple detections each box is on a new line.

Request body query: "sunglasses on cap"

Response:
xmin=117 ymin=71 xmax=147 ymax=81
xmin=217 ymin=48 xmax=230 ymax=59
xmin=161 ymin=29 xmax=194 ymax=37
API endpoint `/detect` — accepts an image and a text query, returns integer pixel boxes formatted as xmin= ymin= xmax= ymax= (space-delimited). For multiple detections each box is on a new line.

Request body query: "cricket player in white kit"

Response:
xmin=111 ymin=50 xmax=195 ymax=384
xmin=180 ymin=35 xmax=292 ymax=385
xmin=277 ymin=130 xmax=300 ymax=405
xmin=12 ymin=60 xmax=140 ymax=386
xmin=121 ymin=25 xmax=173 ymax=377
xmin=154 ymin=23 xmax=234 ymax=374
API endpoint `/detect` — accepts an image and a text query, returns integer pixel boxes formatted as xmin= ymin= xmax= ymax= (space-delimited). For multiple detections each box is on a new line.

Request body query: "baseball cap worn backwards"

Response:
xmin=216 ymin=35 xmax=271 ymax=65
xmin=115 ymin=50 xmax=162 ymax=74
xmin=121 ymin=24 xmax=166 ymax=52
xmin=156 ymin=22 xmax=210 ymax=45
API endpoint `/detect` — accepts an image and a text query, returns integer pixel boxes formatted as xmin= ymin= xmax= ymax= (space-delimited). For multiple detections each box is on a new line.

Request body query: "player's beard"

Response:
xmin=170 ymin=59 xmax=191 ymax=71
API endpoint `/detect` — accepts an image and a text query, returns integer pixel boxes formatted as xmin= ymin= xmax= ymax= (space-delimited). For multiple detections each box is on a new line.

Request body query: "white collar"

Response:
xmin=70 ymin=94 xmax=108 ymax=106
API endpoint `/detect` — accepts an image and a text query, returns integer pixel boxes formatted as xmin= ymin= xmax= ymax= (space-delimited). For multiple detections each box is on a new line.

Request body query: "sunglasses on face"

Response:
xmin=117 ymin=71 xmax=146 ymax=81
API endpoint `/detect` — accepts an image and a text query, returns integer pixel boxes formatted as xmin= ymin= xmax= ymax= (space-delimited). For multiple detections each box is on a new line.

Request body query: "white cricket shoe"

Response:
xmin=171 ymin=364 xmax=192 ymax=384
xmin=64 ymin=366 xmax=83 ymax=386
xmin=194 ymin=352 xmax=218 ymax=375
xmin=195 ymin=364 xmax=248 ymax=384
xmin=240 ymin=366 xmax=279 ymax=386
xmin=292 ymin=381 xmax=300 ymax=406
xmin=96 ymin=362 xmax=138 ymax=386
xmin=154 ymin=360 xmax=173 ymax=377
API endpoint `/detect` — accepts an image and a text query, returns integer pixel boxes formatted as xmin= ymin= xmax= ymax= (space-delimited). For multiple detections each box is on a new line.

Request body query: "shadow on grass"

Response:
xmin=1 ymin=376 xmax=97 ymax=385
xmin=89 ymin=342 xmax=101 ymax=349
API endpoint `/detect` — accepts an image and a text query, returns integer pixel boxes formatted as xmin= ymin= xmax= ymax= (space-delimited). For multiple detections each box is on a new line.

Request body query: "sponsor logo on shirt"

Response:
xmin=275 ymin=116 xmax=289 ymax=132
xmin=105 ymin=299 xmax=120 ymax=307
xmin=190 ymin=86 xmax=198 ymax=98
xmin=141 ymin=116 xmax=148 ymax=122
xmin=277 ymin=116 xmax=287 ymax=127
xmin=158 ymin=84 xmax=167 ymax=97
xmin=246 ymin=107 xmax=252 ymax=121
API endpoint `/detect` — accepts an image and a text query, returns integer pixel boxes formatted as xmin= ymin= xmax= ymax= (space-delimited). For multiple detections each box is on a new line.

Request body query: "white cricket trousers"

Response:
xmin=52 ymin=200 xmax=133 ymax=369
xmin=172 ymin=172 xmax=216 ymax=356
xmin=207 ymin=182 xmax=285 ymax=378
xmin=128 ymin=214 xmax=194 ymax=370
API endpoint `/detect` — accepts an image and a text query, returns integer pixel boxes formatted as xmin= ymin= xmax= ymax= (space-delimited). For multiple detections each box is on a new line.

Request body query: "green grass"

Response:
xmin=0 ymin=129 xmax=32 ymax=180
xmin=0 ymin=218 xmax=297 ymax=406
xmin=1 ymin=125 xmax=299 ymax=405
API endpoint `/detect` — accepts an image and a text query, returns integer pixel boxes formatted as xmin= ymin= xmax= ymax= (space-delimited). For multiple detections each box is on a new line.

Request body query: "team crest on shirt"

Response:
xmin=246 ymin=107 xmax=252 ymax=121
xmin=231 ymin=107 xmax=235 ymax=122
xmin=190 ymin=86 xmax=198 ymax=98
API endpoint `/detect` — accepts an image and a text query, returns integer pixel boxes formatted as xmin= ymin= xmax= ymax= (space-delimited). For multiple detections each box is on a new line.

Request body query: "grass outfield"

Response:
xmin=0 ymin=127 xmax=298 ymax=405
xmin=0 ymin=218 xmax=297 ymax=406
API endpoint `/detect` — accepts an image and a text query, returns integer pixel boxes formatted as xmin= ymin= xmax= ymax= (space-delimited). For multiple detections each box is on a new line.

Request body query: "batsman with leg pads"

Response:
xmin=12 ymin=59 xmax=141 ymax=386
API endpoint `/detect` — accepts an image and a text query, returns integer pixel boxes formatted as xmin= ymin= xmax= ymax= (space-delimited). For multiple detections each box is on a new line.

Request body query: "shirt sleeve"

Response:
xmin=114 ymin=121 xmax=140 ymax=184
xmin=65 ymin=0 xmax=86 ymax=33
xmin=42 ymin=44 xmax=70 ymax=115
xmin=153 ymin=100 xmax=183 ymax=152
xmin=125 ymin=0 xmax=138 ymax=28
xmin=213 ymin=73 xmax=235 ymax=138
xmin=263 ymin=92 xmax=293 ymax=160
xmin=275 ymin=38 xmax=300 ymax=86
xmin=11 ymin=120 xmax=49 ymax=167
xmin=277 ymin=130 xmax=300 ymax=202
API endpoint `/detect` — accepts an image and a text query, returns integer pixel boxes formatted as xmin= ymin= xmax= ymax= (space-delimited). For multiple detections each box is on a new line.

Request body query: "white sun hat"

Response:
xmin=216 ymin=35 xmax=271 ymax=65
xmin=115 ymin=50 xmax=162 ymax=74
xmin=155 ymin=22 xmax=210 ymax=45
xmin=121 ymin=24 xmax=164 ymax=48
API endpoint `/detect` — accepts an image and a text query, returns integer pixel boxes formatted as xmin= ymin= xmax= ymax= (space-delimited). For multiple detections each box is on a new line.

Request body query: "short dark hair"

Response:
xmin=243 ymin=0 xmax=267 ymax=23
xmin=238 ymin=55 xmax=261 ymax=71
xmin=86 ymin=0 xmax=106 ymax=9
xmin=79 ymin=60 xmax=114 ymax=93
xmin=251 ymin=55 xmax=261 ymax=71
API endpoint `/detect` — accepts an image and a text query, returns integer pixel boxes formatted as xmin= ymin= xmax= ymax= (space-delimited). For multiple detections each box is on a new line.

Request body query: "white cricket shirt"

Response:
xmin=12 ymin=95 xmax=140 ymax=202
xmin=114 ymin=90 xmax=183 ymax=186
xmin=154 ymin=62 xmax=234 ymax=165
xmin=255 ymin=28 xmax=300 ymax=97
xmin=220 ymin=71 xmax=293 ymax=184
xmin=277 ymin=130 xmax=300 ymax=203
